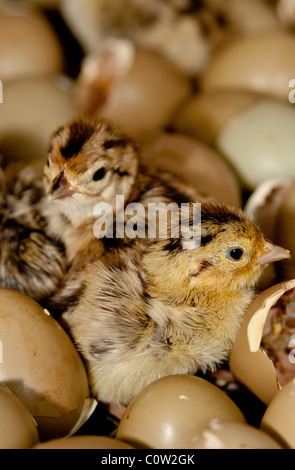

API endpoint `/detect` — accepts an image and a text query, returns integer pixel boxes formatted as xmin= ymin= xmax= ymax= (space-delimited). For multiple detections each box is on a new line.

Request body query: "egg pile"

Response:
xmin=0 ymin=0 xmax=295 ymax=450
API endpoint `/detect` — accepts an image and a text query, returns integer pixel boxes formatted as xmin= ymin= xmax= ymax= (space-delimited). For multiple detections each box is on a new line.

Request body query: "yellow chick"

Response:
xmin=48 ymin=202 xmax=290 ymax=406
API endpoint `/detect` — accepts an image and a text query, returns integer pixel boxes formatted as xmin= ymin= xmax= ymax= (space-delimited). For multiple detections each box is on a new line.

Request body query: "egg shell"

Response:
xmin=229 ymin=279 xmax=295 ymax=405
xmin=201 ymin=32 xmax=295 ymax=100
xmin=0 ymin=9 xmax=63 ymax=84
xmin=271 ymin=182 xmax=295 ymax=280
xmin=0 ymin=383 xmax=39 ymax=449
xmin=174 ymin=92 xmax=295 ymax=189
xmin=223 ymin=0 xmax=281 ymax=35
xmin=245 ymin=179 xmax=295 ymax=281
xmin=0 ymin=77 xmax=79 ymax=166
xmin=245 ymin=178 xmax=293 ymax=244
xmin=116 ymin=374 xmax=246 ymax=449
xmin=139 ymin=132 xmax=241 ymax=207
xmin=33 ymin=435 xmax=134 ymax=449
xmin=260 ymin=379 xmax=295 ymax=449
xmin=192 ymin=419 xmax=282 ymax=449
xmin=74 ymin=40 xmax=191 ymax=140
xmin=0 ymin=288 xmax=91 ymax=441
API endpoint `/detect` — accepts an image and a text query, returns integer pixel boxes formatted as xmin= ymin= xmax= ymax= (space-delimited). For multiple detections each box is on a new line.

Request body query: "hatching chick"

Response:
xmin=0 ymin=164 xmax=67 ymax=302
xmin=42 ymin=115 xmax=201 ymax=265
xmin=52 ymin=202 xmax=290 ymax=406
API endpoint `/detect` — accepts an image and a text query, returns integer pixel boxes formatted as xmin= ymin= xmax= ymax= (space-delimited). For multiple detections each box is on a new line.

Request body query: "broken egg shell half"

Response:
xmin=0 ymin=8 xmax=63 ymax=84
xmin=229 ymin=279 xmax=295 ymax=405
xmin=173 ymin=91 xmax=295 ymax=190
xmin=201 ymin=31 xmax=295 ymax=100
xmin=74 ymin=39 xmax=192 ymax=141
xmin=139 ymin=132 xmax=242 ymax=207
xmin=260 ymin=378 xmax=295 ymax=449
xmin=0 ymin=383 xmax=39 ymax=449
xmin=116 ymin=374 xmax=246 ymax=449
xmin=32 ymin=435 xmax=134 ymax=449
xmin=0 ymin=288 xmax=94 ymax=441
xmin=192 ymin=419 xmax=282 ymax=449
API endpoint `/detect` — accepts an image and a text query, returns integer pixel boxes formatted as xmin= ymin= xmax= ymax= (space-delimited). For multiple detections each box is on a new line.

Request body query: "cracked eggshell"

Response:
xmin=116 ymin=374 xmax=245 ymax=449
xmin=201 ymin=32 xmax=295 ymax=100
xmin=0 ymin=288 xmax=93 ymax=441
xmin=229 ymin=279 xmax=295 ymax=405
xmin=0 ymin=383 xmax=39 ymax=449
xmin=192 ymin=419 xmax=282 ymax=449
xmin=270 ymin=182 xmax=295 ymax=281
xmin=74 ymin=39 xmax=191 ymax=140
xmin=245 ymin=179 xmax=295 ymax=282
xmin=174 ymin=92 xmax=295 ymax=189
xmin=139 ymin=132 xmax=241 ymax=207
xmin=260 ymin=378 xmax=295 ymax=449
xmin=0 ymin=8 xmax=63 ymax=84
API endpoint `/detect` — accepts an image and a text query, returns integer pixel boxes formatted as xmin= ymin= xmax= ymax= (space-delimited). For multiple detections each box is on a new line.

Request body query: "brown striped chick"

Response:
xmin=42 ymin=115 xmax=202 ymax=267
xmin=0 ymin=164 xmax=67 ymax=302
xmin=50 ymin=202 xmax=290 ymax=406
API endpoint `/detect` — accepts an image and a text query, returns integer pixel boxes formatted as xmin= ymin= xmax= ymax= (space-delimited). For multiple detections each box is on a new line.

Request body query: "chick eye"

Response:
xmin=227 ymin=247 xmax=244 ymax=261
xmin=93 ymin=167 xmax=106 ymax=181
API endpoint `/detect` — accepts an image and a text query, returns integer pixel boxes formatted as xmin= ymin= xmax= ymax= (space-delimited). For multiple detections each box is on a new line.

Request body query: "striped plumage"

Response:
xmin=0 ymin=164 xmax=67 ymax=301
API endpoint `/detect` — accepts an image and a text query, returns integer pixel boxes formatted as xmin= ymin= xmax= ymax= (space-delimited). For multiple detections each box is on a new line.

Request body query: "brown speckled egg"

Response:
xmin=116 ymin=374 xmax=245 ymax=449
xmin=0 ymin=288 xmax=93 ymax=441
xmin=0 ymin=383 xmax=39 ymax=449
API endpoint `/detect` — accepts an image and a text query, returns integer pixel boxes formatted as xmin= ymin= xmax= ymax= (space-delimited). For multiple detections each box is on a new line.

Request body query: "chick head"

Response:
xmin=143 ymin=202 xmax=290 ymax=300
xmin=43 ymin=116 xmax=138 ymax=209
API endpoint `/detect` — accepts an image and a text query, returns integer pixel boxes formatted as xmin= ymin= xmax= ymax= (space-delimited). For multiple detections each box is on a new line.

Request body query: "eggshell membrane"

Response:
xmin=33 ymin=435 xmax=134 ymax=449
xmin=201 ymin=32 xmax=295 ymax=100
xmin=0 ymin=383 xmax=39 ymax=449
xmin=260 ymin=379 xmax=295 ymax=449
xmin=192 ymin=419 xmax=282 ymax=449
xmin=139 ymin=132 xmax=241 ymax=207
xmin=0 ymin=77 xmax=79 ymax=166
xmin=0 ymin=10 xmax=63 ymax=84
xmin=229 ymin=280 xmax=295 ymax=405
xmin=74 ymin=42 xmax=191 ymax=140
xmin=116 ymin=374 xmax=246 ymax=449
xmin=0 ymin=288 xmax=91 ymax=441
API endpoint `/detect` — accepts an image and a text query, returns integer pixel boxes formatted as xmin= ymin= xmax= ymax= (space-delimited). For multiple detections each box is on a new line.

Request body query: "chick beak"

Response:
xmin=48 ymin=171 xmax=76 ymax=200
xmin=256 ymin=241 xmax=291 ymax=266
